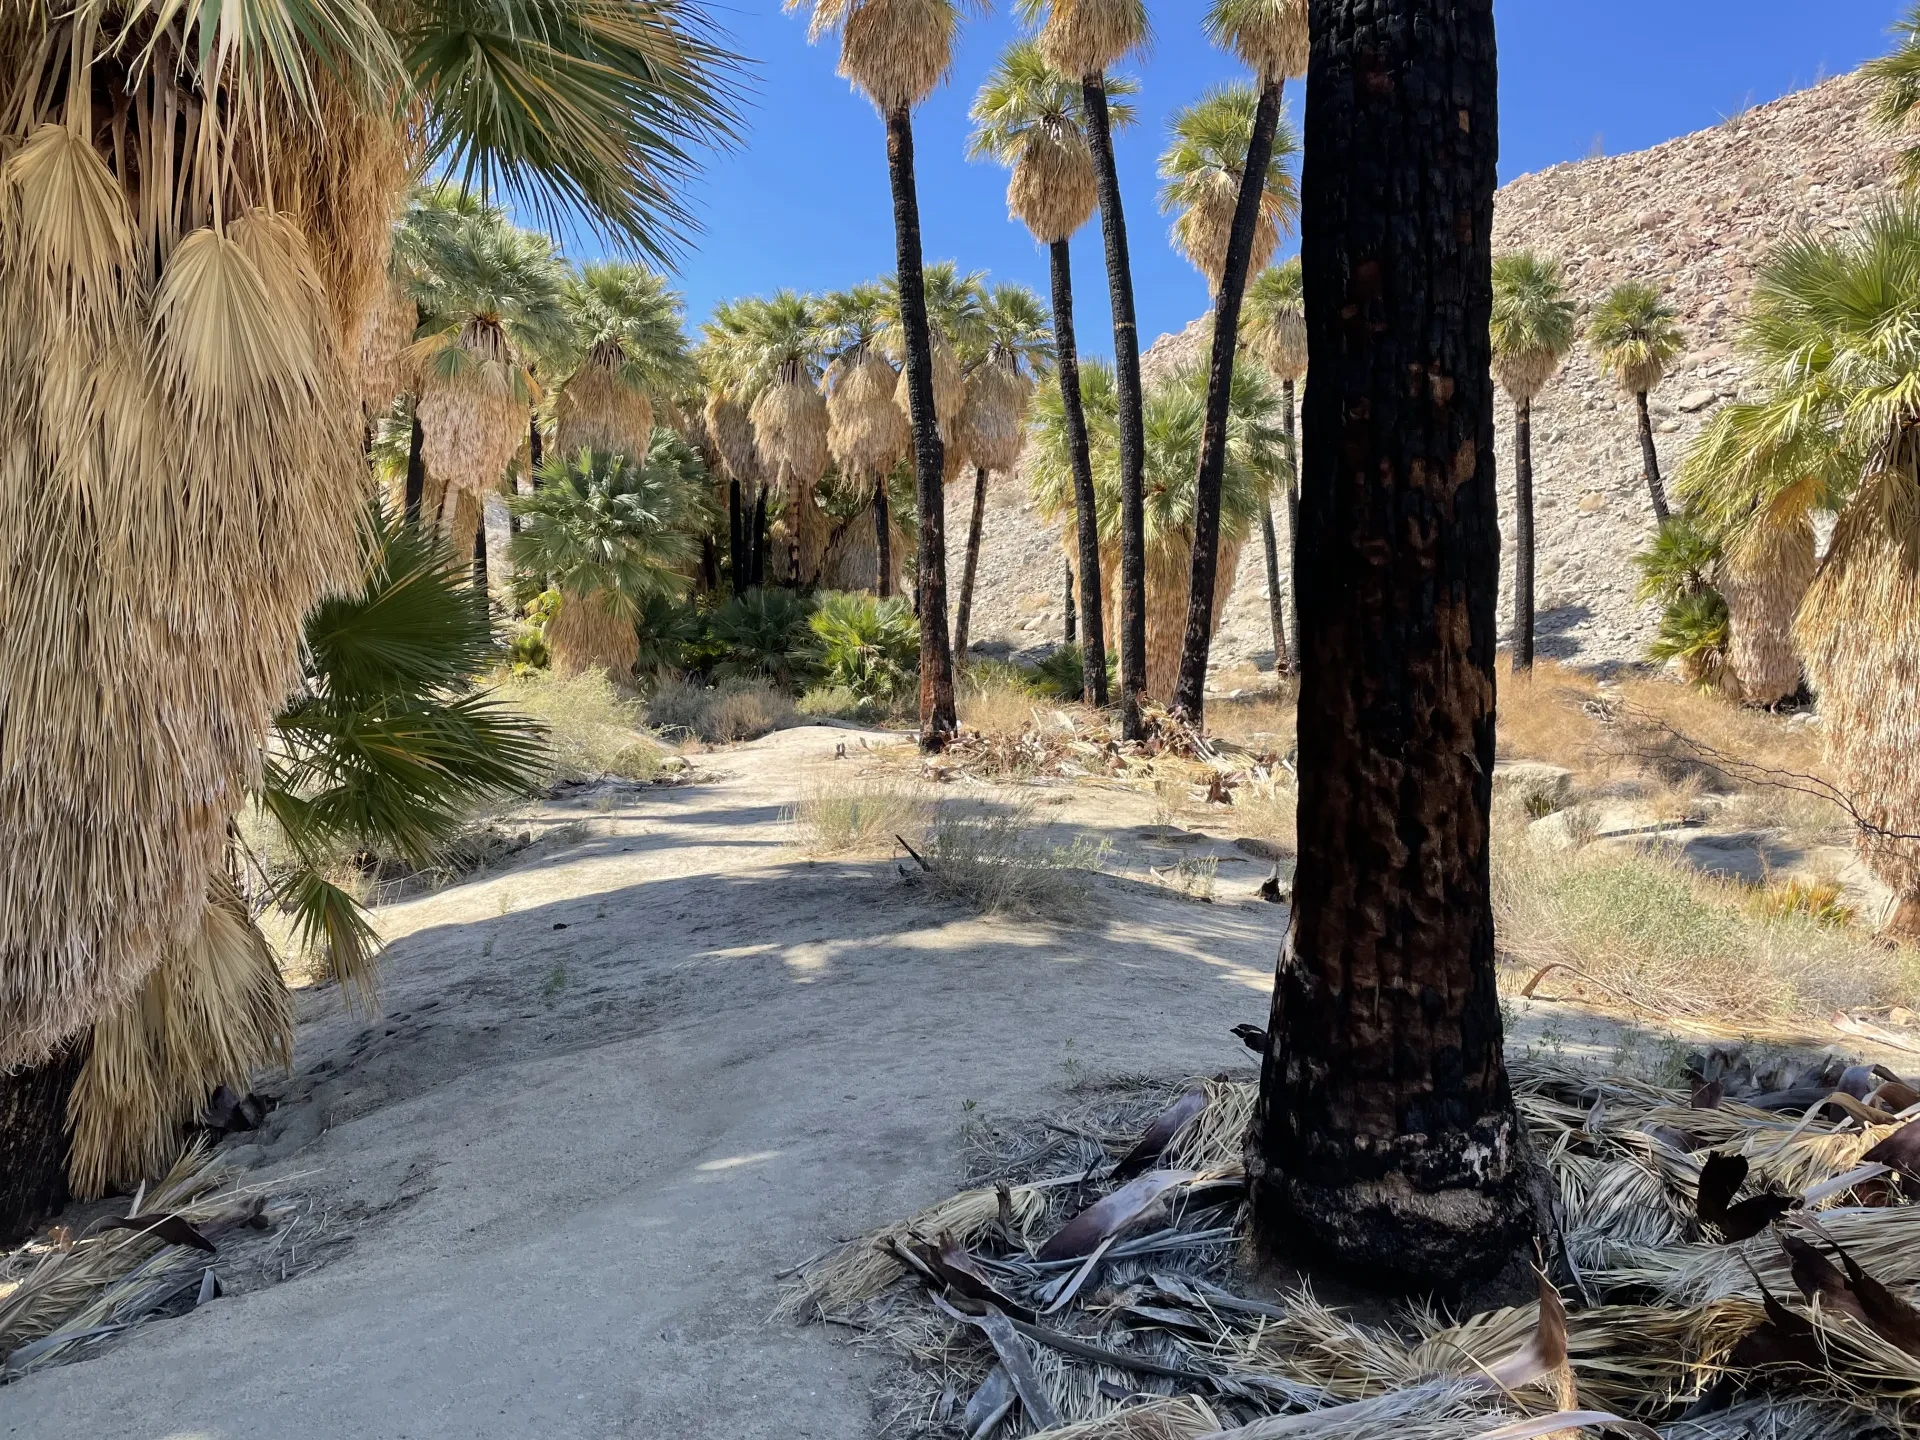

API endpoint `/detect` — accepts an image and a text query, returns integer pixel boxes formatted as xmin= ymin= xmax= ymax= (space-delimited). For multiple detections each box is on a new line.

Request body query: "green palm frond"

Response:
xmin=1632 ymin=515 xmax=1722 ymax=606
xmin=400 ymin=197 xmax=574 ymax=389
xmin=1029 ymin=357 xmax=1121 ymax=524
xmin=966 ymin=40 xmax=1138 ymax=163
xmin=402 ymin=0 xmax=746 ymax=256
xmin=1866 ymin=7 xmax=1920 ymax=190
xmin=1588 ymin=281 xmax=1686 ymax=396
xmin=1647 ymin=587 xmax=1731 ymax=689
xmin=562 ymin=261 xmax=695 ymax=392
xmin=699 ymin=289 xmax=827 ymax=396
xmin=1157 ymin=83 xmax=1300 ymax=281
xmin=1490 ymin=250 xmax=1576 ymax=402
xmin=710 ymin=587 xmax=816 ymax=686
xmin=809 ymin=591 xmax=919 ymax=701
xmin=977 ymin=282 xmax=1054 ymax=379
xmin=510 ymin=444 xmax=706 ymax=612
xmin=818 ymin=284 xmax=894 ymax=363
xmin=882 ymin=260 xmax=989 ymax=356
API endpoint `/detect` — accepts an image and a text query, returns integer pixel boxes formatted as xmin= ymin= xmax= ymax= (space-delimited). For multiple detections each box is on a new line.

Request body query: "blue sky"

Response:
xmin=561 ymin=2 xmax=1908 ymax=358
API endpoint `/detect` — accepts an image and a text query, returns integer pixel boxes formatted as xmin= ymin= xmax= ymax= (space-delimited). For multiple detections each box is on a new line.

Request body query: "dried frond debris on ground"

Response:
xmin=781 ymin=1049 xmax=1920 ymax=1440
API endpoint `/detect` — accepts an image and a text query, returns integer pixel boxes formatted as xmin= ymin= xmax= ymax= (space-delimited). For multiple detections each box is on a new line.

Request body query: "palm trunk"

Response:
xmin=1050 ymin=238 xmax=1109 ymax=708
xmin=472 ymin=510 xmax=487 ymax=593
xmin=728 ymin=478 xmax=747 ymax=595
xmin=1249 ymin=0 xmax=1531 ymax=1292
xmin=1283 ymin=377 xmax=1301 ymax=674
xmin=955 ymin=464 xmax=990 ymax=663
xmin=1513 ymin=395 xmax=1536 ymax=671
xmin=1258 ymin=495 xmax=1287 ymax=669
xmin=1173 ymin=77 xmax=1286 ymax=722
xmin=1064 ymin=557 xmax=1077 ymax=645
xmin=403 ymin=410 xmax=426 ymax=524
xmin=750 ymin=486 xmax=769 ymax=588
xmin=885 ymin=104 xmax=958 ymax=747
xmin=1635 ymin=390 xmax=1670 ymax=522
xmin=1083 ymin=76 xmax=1147 ymax=738
xmin=874 ymin=480 xmax=893 ymax=599
xmin=0 ymin=1039 xmax=85 ymax=1244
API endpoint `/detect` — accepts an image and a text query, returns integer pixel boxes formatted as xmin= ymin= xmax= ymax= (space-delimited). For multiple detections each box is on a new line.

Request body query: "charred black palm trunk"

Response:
xmin=403 ymin=410 xmax=426 ymax=524
xmin=472 ymin=513 xmax=487 ymax=594
xmin=1635 ymin=390 xmax=1670 ymax=522
xmin=1173 ymin=78 xmax=1286 ymax=723
xmin=728 ymin=478 xmax=747 ymax=596
xmin=1513 ymin=396 xmax=1537 ymax=671
xmin=0 ymin=1039 xmax=86 ymax=1244
xmin=1283 ymin=377 xmax=1302 ymax=675
xmin=955 ymin=464 xmax=990 ymax=663
xmin=1050 ymin=238 xmax=1109 ymax=708
xmin=750 ymin=487 xmax=769 ymax=588
xmin=1064 ymin=558 xmax=1077 ymax=645
xmin=1258 ymin=495 xmax=1288 ymax=670
xmin=1083 ymin=77 xmax=1146 ymax=737
xmin=1249 ymin=0 xmax=1531 ymax=1292
xmin=885 ymin=104 xmax=959 ymax=747
xmin=874 ymin=480 xmax=893 ymax=599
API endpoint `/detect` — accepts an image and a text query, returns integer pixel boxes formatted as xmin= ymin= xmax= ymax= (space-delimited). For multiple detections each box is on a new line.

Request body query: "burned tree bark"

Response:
xmin=0 ymin=1039 xmax=84 ymax=1244
xmin=1247 ymin=0 xmax=1532 ymax=1292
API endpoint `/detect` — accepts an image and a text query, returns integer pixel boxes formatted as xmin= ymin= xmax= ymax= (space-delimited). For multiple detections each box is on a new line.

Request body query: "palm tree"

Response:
xmin=1241 ymin=259 xmax=1306 ymax=672
xmin=1677 ymin=206 xmax=1920 ymax=928
xmin=1489 ymin=251 xmax=1577 ymax=672
xmin=954 ymin=284 xmax=1054 ymax=661
xmin=968 ymin=42 xmax=1138 ymax=706
xmin=1866 ymin=6 xmax=1920 ymax=191
xmin=821 ymin=285 xmax=912 ymax=596
xmin=1589 ymin=281 xmax=1687 ymax=523
xmin=556 ymin=264 xmax=697 ymax=461
xmin=786 ymin=0 xmax=981 ymax=749
xmin=1022 ymin=0 xmax=1152 ymax=738
xmin=1247 ymin=0 xmax=1531 ymax=1291
xmin=510 ymin=445 xmax=706 ymax=677
xmin=0 ymin=0 xmax=738 ymax=1226
xmin=1160 ymin=83 xmax=1302 ymax=718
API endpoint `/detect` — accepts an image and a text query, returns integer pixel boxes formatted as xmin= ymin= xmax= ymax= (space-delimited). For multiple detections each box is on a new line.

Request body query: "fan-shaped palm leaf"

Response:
xmin=1158 ymin=84 xmax=1299 ymax=292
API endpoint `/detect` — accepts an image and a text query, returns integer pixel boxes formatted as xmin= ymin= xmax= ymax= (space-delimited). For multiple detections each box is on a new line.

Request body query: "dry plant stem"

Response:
xmin=1250 ymin=0 xmax=1531 ymax=1290
xmin=1051 ymin=237 xmax=1110 ymax=707
xmin=1084 ymin=73 xmax=1148 ymax=741
xmin=1172 ymin=76 xmax=1286 ymax=725
xmin=1259 ymin=494 xmax=1288 ymax=673
xmin=884 ymin=103 xmax=958 ymax=748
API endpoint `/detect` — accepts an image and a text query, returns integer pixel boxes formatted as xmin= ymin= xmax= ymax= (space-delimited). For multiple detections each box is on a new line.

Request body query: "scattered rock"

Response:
xmin=1678 ymin=389 xmax=1717 ymax=412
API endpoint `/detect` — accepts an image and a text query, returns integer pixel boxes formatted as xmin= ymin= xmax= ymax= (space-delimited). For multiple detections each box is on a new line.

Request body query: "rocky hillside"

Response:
xmin=952 ymin=70 xmax=1902 ymax=683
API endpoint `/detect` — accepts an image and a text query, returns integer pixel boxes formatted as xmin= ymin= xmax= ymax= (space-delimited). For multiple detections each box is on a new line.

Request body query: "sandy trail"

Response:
xmin=4 ymin=726 xmax=1289 ymax=1440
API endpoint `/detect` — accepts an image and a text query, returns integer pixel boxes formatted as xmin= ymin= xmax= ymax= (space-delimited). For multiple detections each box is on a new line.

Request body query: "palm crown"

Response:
xmin=511 ymin=444 xmax=705 ymax=613
xmin=1159 ymin=86 xmax=1300 ymax=292
xmin=1866 ymin=6 xmax=1920 ymax=191
xmin=1489 ymin=252 xmax=1577 ymax=404
xmin=1241 ymin=258 xmax=1306 ymax=382
xmin=1204 ymin=0 xmax=1310 ymax=82
xmin=1588 ymin=282 xmax=1686 ymax=396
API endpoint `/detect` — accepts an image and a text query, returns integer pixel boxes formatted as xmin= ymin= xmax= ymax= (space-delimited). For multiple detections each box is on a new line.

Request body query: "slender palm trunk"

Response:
xmin=1513 ymin=395 xmax=1537 ymax=671
xmin=403 ymin=410 xmax=426 ymax=524
xmin=1258 ymin=495 xmax=1287 ymax=669
xmin=750 ymin=486 xmax=769 ymax=588
xmin=1049 ymin=238 xmax=1109 ymax=707
xmin=884 ymin=104 xmax=958 ymax=747
xmin=1083 ymin=76 xmax=1147 ymax=738
xmin=0 ymin=1039 xmax=85 ymax=1243
xmin=955 ymin=464 xmax=990 ymax=663
xmin=472 ymin=511 xmax=487 ymax=593
xmin=1249 ymin=0 xmax=1531 ymax=1291
xmin=728 ymin=478 xmax=747 ymax=596
xmin=1635 ymin=390 xmax=1670 ymax=522
xmin=1283 ymin=377 xmax=1301 ymax=674
xmin=874 ymin=479 xmax=893 ymax=599
xmin=1064 ymin=557 xmax=1077 ymax=645
xmin=1174 ymin=77 xmax=1286 ymax=722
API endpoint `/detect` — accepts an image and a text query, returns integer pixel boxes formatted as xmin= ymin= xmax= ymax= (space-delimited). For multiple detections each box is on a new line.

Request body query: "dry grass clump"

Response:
xmin=491 ymin=669 xmax=665 ymax=783
xmin=1492 ymin=824 xmax=1920 ymax=1021
xmin=1204 ymin=688 xmax=1298 ymax=752
xmin=645 ymin=675 xmax=797 ymax=744
xmin=1495 ymin=658 xmax=1604 ymax=768
xmin=919 ymin=803 xmax=1104 ymax=917
xmin=957 ymin=663 xmax=1049 ymax=736
xmin=789 ymin=779 xmax=931 ymax=856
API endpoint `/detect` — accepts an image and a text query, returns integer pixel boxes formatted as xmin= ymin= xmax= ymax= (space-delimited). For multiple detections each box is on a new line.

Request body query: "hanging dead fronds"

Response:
xmin=1010 ymin=126 xmax=1100 ymax=244
xmin=414 ymin=332 xmax=532 ymax=501
xmin=357 ymin=274 xmax=418 ymax=416
xmin=1719 ymin=513 xmax=1814 ymax=708
xmin=1209 ymin=0 xmax=1309 ymax=83
xmin=547 ymin=591 xmax=641 ymax=679
xmin=955 ymin=362 xmax=1033 ymax=475
xmin=1037 ymin=0 xmax=1150 ymax=79
xmin=704 ymin=391 xmax=760 ymax=483
xmin=1142 ymin=537 xmax=1241 ymax=702
xmin=811 ymin=0 xmax=965 ymax=113
xmin=828 ymin=351 xmax=910 ymax=480
xmin=895 ymin=335 xmax=967 ymax=442
xmin=751 ymin=374 xmax=830 ymax=493
xmin=556 ymin=356 xmax=656 ymax=460
xmin=67 ymin=876 xmax=291 ymax=1199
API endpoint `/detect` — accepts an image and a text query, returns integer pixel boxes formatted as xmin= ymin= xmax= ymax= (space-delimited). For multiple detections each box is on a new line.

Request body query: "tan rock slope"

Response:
xmin=952 ymin=70 xmax=1901 ymax=679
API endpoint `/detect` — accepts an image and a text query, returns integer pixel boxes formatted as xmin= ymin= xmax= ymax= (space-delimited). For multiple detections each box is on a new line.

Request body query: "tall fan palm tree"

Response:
xmin=1161 ymin=82 xmax=1301 ymax=719
xmin=511 ymin=443 xmax=706 ymax=677
xmin=0 ymin=0 xmax=739 ymax=1224
xmin=953 ymin=284 xmax=1054 ymax=661
xmin=968 ymin=42 xmax=1137 ymax=706
xmin=821 ymin=284 xmax=911 ymax=596
xmin=785 ymin=0 xmax=984 ymax=749
xmin=1867 ymin=6 xmax=1920 ymax=191
xmin=1589 ymin=281 xmax=1687 ymax=524
xmin=1248 ymin=0 xmax=1532 ymax=1290
xmin=1489 ymin=251 xmax=1577 ymax=672
xmin=1021 ymin=0 xmax=1152 ymax=738
xmin=1678 ymin=207 xmax=1920 ymax=928
xmin=1241 ymin=259 xmax=1306 ymax=673
xmin=556 ymin=263 xmax=696 ymax=461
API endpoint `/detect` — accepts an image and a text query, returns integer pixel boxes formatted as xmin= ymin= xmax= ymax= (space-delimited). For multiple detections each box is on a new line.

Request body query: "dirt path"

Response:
xmin=3 ymin=727 xmax=1288 ymax=1440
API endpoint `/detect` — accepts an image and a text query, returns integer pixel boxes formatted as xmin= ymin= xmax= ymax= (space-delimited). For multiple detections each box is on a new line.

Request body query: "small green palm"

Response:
xmin=510 ymin=445 xmax=706 ymax=614
xmin=1867 ymin=7 xmax=1920 ymax=190
xmin=1588 ymin=282 xmax=1686 ymax=396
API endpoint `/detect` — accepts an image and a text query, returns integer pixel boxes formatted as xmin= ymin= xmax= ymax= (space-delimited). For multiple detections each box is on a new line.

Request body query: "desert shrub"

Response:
xmin=809 ymin=591 xmax=918 ymax=702
xmin=492 ymin=668 xmax=665 ymax=782
xmin=1750 ymin=876 xmax=1855 ymax=928
xmin=790 ymin=779 xmax=931 ymax=854
xmin=647 ymin=673 xmax=796 ymax=743
xmin=710 ymin=587 xmax=816 ymax=688
xmin=958 ymin=663 xmax=1040 ymax=736
xmin=1023 ymin=644 xmax=1117 ymax=702
xmin=633 ymin=591 xmax=710 ymax=675
xmin=920 ymin=803 xmax=1103 ymax=916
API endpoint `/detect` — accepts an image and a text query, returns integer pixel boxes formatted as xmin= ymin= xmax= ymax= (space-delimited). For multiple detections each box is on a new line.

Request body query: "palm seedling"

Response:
xmin=953 ymin=284 xmax=1054 ymax=662
xmin=1633 ymin=515 xmax=1729 ymax=690
xmin=809 ymin=592 xmax=920 ymax=704
xmin=1021 ymin=0 xmax=1153 ymax=737
xmin=1589 ymin=281 xmax=1687 ymax=523
xmin=969 ymin=41 xmax=1138 ymax=705
xmin=511 ymin=444 xmax=707 ymax=678
xmin=785 ymin=0 xmax=984 ymax=748
xmin=820 ymin=284 xmax=912 ymax=595
xmin=0 ymin=0 xmax=736 ymax=1230
xmin=1160 ymin=81 xmax=1301 ymax=718
xmin=1490 ymin=251 xmax=1578 ymax=672
xmin=1240 ymin=258 xmax=1306 ymax=673
xmin=1867 ymin=6 xmax=1920 ymax=191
